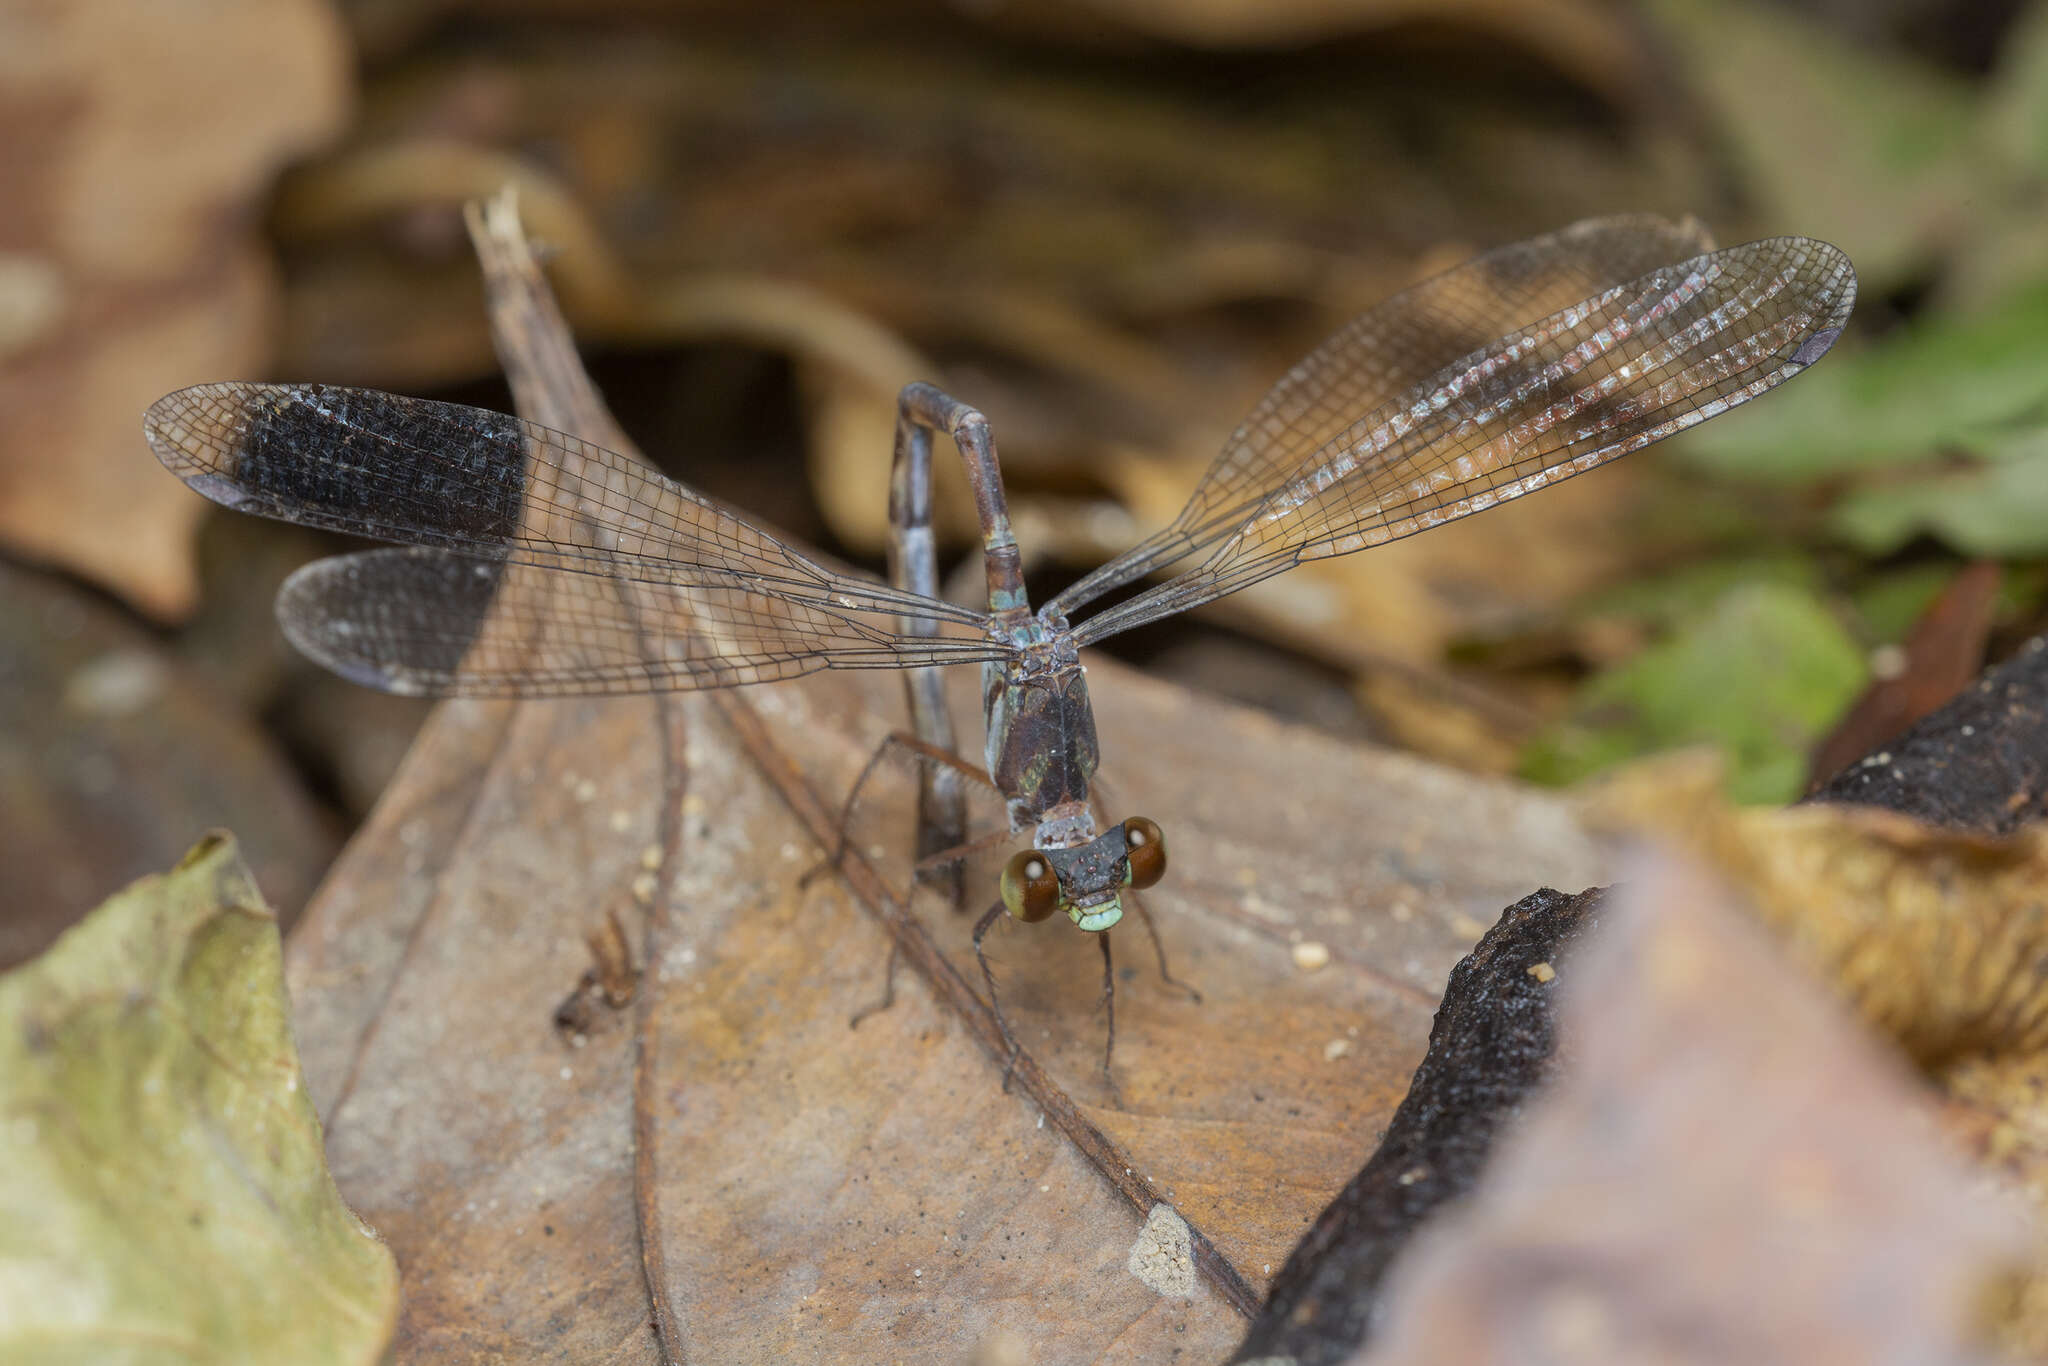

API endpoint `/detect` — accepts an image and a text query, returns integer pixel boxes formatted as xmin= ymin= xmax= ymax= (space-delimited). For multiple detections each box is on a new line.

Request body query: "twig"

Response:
xmin=466 ymin=191 xmax=695 ymax=1365
xmin=459 ymin=189 xmax=1260 ymax=1334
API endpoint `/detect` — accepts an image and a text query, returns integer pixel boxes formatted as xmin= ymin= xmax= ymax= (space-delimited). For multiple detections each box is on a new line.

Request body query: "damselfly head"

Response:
xmin=998 ymin=816 xmax=1167 ymax=933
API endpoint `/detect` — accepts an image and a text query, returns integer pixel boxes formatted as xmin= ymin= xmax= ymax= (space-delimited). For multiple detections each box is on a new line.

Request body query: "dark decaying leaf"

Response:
xmin=1234 ymin=884 xmax=1610 ymax=1365
xmin=1809 ymin=632 xmax=2048 ymax=834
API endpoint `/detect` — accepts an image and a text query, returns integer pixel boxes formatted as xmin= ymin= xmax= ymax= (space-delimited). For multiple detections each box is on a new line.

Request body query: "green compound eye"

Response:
xmin=1123 ymin=817 xmax=1166 ymax=889
xmin=1000 ymin=849 xmax=1061 ymax=922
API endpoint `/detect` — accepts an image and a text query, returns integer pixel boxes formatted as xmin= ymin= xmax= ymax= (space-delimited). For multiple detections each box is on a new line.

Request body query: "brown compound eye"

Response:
xmin=1000 ymin=849 xmax=1062 ymax=922
xmin=1122 ymin=817 xmax=1167 ymax=889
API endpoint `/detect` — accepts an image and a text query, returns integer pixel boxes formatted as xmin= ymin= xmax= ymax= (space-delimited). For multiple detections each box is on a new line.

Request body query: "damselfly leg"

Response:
xmin=1086 ymin=770 xmax=1199 ymax=1004
xmin=807 ymin=728 xmax=998 ymax=906
xmin=971 ymin=899 xmax=1125 ymax=1099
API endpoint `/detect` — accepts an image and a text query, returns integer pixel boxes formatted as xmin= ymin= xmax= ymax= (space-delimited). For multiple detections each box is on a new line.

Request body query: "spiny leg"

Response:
xmin=803 ymin=729 xmax=999 ymax=898
xmin=833 ymin=749 xmax=1014 ymax=1028
xmin=1096 ymin=931 xmax=1124 ymax=1103
xmin=1088 ymin=770 xmax=1201 ymax=1003
xmin=847 ymin=820 xmax=1019 ymax=1026
xmin=1128 ymin=894 xmax=1200 ymax=1004
xmin=848 ymin=940 xmax=901 ymax=1030
xmin=973 ymin=900 xmax=1026 ymax=1091
xmin=845 ymin=819 xmax=1012 ymax=1031
xmin=819 ymin=735 xmax=1007 ymax=1029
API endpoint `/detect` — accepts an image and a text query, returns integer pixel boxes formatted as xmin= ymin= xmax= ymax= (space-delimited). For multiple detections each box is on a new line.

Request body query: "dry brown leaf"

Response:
xmin=1360 ymin=849 xmax=2031 ymax=1365
xmin=275 ymin=194 xmax=1610 ymax=1360
xmin=351 ymin=0 xmax=1660 ymax=111
xmin=289 ymin=660 xmax=1606 ymax=1360
xmin=995 ymin=0 xmax=1666 ymax=121
xmin=0 ymin=0 xmax=348 ymax=617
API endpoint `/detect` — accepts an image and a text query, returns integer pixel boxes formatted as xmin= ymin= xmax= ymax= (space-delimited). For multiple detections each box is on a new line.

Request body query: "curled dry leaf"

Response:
xmin=1580 ymin=749 xmax=2048 ymax=1066
xmin=0 ymin=833 xmax=399 ymax=1366
xmin=1251 ymin=637 xmax=2048 ymax=1363
xmin=0 ymin=0 xmax=348 ymax=617
xmin=1358 ymin=850 xmax=2031 ymax=1366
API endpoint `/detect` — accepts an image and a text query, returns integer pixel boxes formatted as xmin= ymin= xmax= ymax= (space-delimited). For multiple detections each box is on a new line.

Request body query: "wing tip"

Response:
xmin=277 ymin=558 xmax=408 ymax=696
xmin=1790 ymin=326 xmax=1845 ymax=368
xmin=143 ymin=381 xmax=269 ymax=485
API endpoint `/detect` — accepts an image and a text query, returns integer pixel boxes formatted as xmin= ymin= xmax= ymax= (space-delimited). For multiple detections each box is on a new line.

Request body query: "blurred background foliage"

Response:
xmin=4 ymin=0 xmax=2047 ymax=955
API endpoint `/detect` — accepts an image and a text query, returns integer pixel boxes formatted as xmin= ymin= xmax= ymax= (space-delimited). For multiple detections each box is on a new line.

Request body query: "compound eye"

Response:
xmin=1000 ymin=849 xmax=1061 ymax=922
xmin=1123 ymin=817 xmax=1167 ymax=889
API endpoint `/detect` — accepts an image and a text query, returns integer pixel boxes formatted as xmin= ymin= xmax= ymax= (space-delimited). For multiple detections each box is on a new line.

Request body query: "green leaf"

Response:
xmin=1521 ymin=583 xmax=1867 ymax=804
xmin=1575 ymin=551 xmax=1824 ymax=632
xmin=1829 ymin=428 xmax=2048 ymax=557
xmin=0 ymin=834 xmax=397 ymax=1366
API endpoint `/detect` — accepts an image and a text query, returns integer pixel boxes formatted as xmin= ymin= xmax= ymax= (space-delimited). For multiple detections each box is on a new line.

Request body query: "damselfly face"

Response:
xmin=998 ymin=817 xmax=1167 ymax=932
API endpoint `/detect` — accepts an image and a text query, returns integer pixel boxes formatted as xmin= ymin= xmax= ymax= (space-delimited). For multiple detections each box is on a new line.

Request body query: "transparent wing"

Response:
xmin=276 ymin=548 xmax=1003 ymax=697
xmin=146 ymin=383 xmax=1004 ymax=696
xmin=1071 ymin=234 xmax=1855 ymax=648
xmin=1047 ymin=214 xmax=1719 ymax=617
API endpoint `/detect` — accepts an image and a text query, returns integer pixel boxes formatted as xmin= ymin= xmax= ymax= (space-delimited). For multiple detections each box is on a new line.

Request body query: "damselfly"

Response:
xmin=145 ymin=215 xmax=1855 ymax=1078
